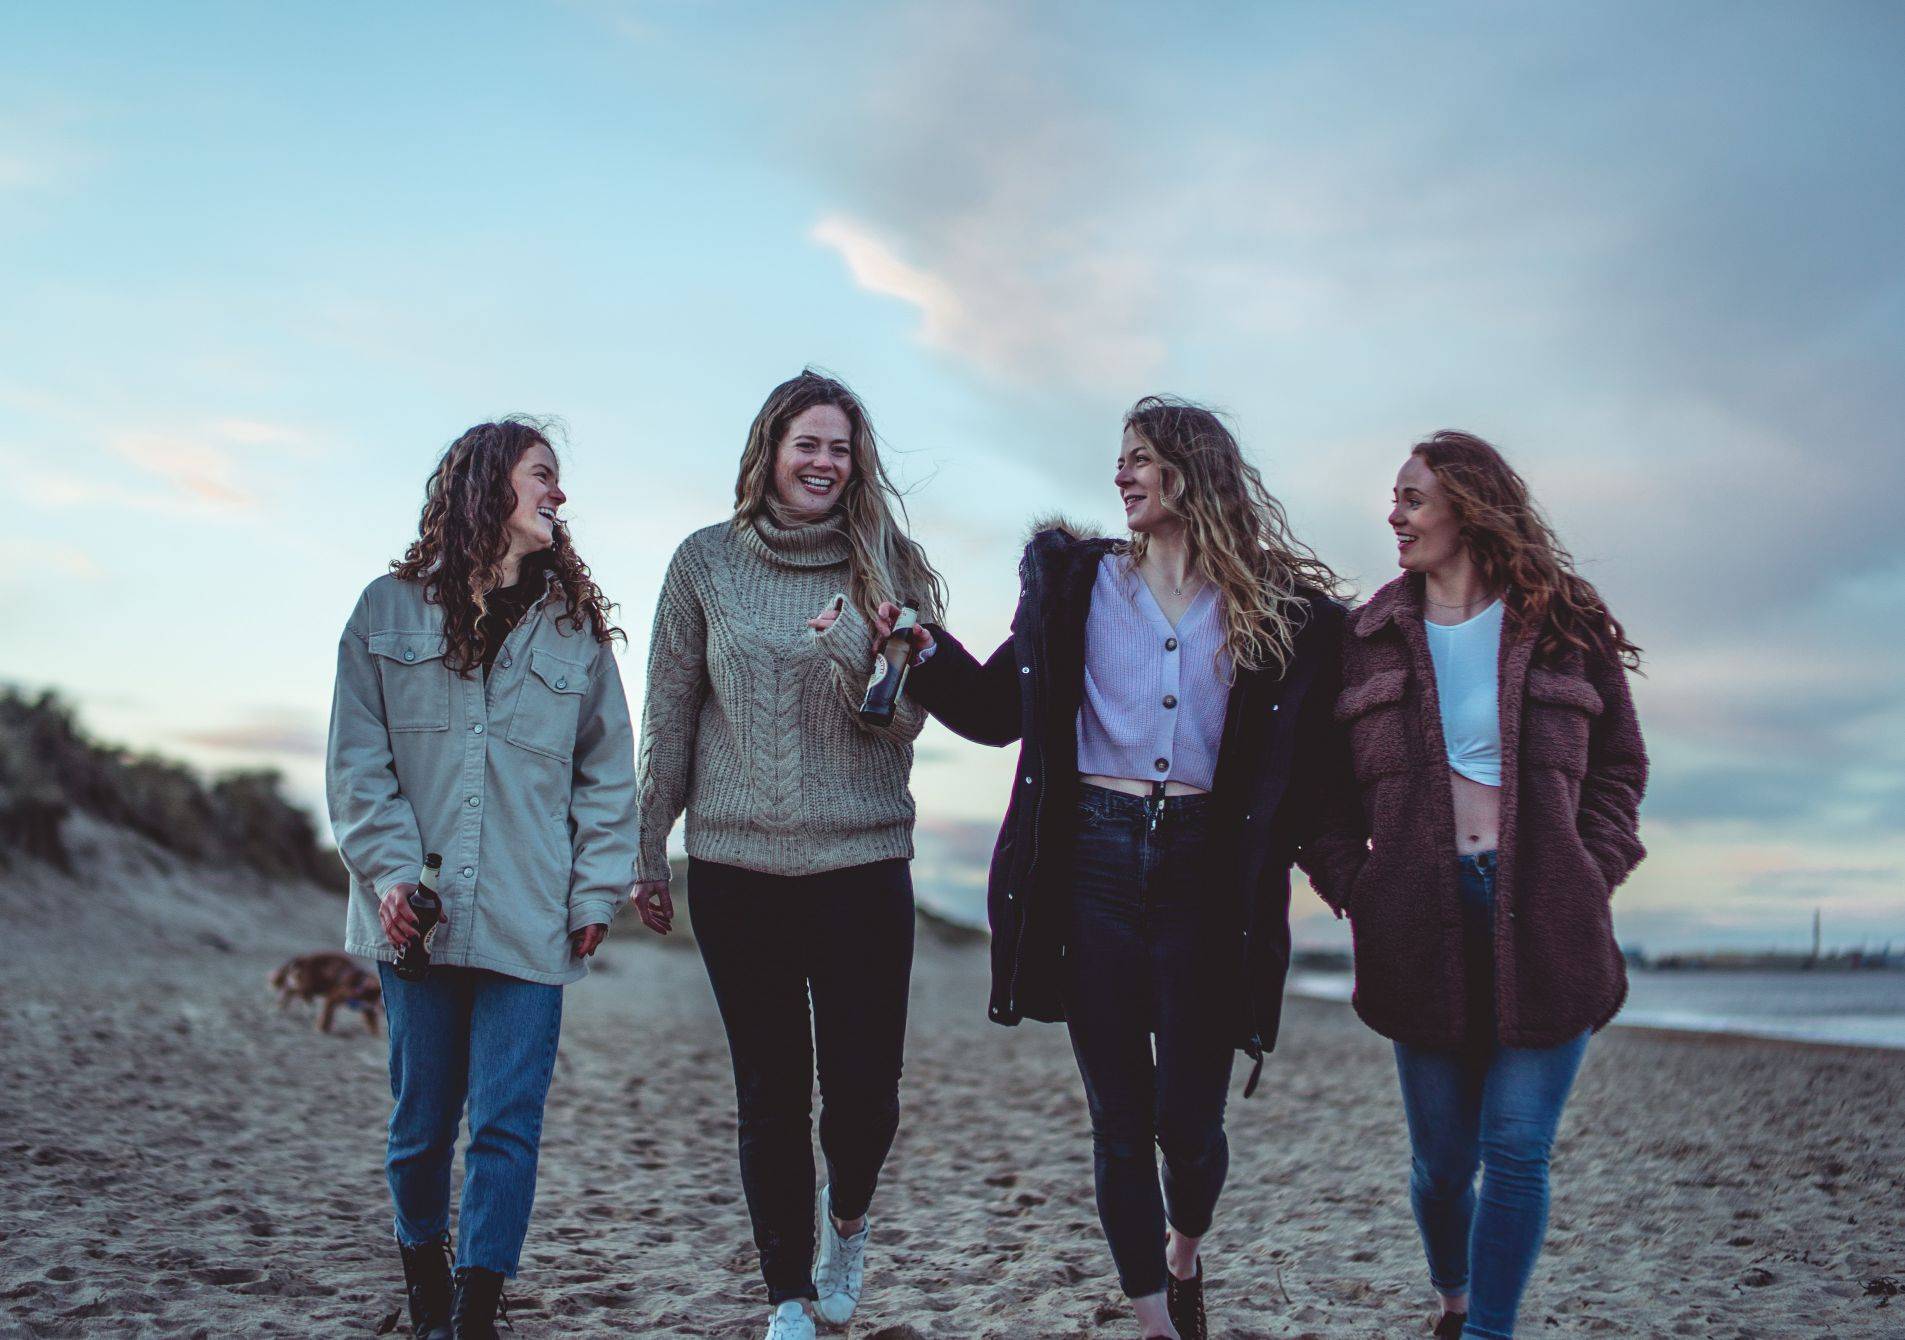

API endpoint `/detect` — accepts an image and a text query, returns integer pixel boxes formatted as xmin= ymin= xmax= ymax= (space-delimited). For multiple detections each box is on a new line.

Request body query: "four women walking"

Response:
xmin=330 ymin=389 xmax=1646 ymax=1340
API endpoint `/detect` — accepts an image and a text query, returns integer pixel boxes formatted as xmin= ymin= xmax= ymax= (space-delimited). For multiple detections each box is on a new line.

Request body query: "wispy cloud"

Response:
xmin=177 ymin=711 xmax=326 ymax=759
xmin=109 ymin=432 xmax=257 ymax=511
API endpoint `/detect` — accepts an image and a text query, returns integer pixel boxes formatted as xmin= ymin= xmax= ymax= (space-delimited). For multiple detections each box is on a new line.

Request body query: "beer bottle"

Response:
xmin=858 ymin=604 xmax=919 ymax=725
xmin=393 ymin=853 xmax=444 ymax=982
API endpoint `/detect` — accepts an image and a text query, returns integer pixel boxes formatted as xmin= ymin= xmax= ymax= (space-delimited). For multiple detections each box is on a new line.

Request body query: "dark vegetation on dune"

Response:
xmin=0 ymin=687 xmax=344 ymax=888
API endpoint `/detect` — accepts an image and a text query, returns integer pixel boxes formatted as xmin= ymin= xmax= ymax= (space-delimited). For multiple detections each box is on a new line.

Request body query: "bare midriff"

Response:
xmin=1451 ymin=769 xmax=1500 ymax=854
xmin=1081 ymin=774 xmax=1210 ymax=798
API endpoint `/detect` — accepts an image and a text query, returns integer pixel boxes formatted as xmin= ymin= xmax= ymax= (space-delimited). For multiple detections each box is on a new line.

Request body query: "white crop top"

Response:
xmin=1424 ymin=600 xmax=1503 ymax=787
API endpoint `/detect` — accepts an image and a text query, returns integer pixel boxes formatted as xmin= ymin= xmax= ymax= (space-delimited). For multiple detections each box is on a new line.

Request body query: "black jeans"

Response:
xmin=688 ymin=857 xmax=915 ymax=1304
xmin=1062 ymin=786 xmax=1236 ymax=1299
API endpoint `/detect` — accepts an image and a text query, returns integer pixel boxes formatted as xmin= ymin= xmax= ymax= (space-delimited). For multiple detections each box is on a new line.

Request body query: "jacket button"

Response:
xmin=555 ymin=677 xmax=568 ymax=690
xmin=472 ymin=723 xmax=484 ymax=734
xmin=402 ymin=650 xmax=416 ymax=662
xmin=1023 ymin=775 xmax=1034 ymax=785
xmin=1162 ymin=694 xmax=1177 ymax=709
xmin=1154 ymin=758 xmax=1169 ymax=772
xmin=1244 ymin=812 xmax=1252 ymax=822
xmin=461 ymin=866 xmax=474 ymax=878
xmin=1165 ymin=637 xmax=1178 ymax=651
xmin=1020 ymin=666 xmax=1030 ymax=675
xmin=500 ymin=656 xmax=511 ymax=669
xmin=1271 ymin=703 xmax=1280 ymax=712
xmin=467 ymin=796 xmax=479 ymax=807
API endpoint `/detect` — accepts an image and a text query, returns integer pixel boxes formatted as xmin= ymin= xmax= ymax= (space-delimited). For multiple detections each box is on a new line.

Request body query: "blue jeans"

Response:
xmin=1063 ymin=786 xmax=1235 ymax=1300
xmin=1392 ymin=853 xmax=1589 ymax=1340
xmin=378 ymin=964 xmax=564 ymax=1276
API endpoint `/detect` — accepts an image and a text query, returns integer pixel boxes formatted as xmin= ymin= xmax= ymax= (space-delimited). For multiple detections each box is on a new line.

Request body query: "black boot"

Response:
xmin=397 ymin=1234 xmax=454 ymax=1339
xmin=1165 ymin=1258 xmax=1206 ymax=1340
xmin=451 ymin=1266 xmax=510 ymax=1339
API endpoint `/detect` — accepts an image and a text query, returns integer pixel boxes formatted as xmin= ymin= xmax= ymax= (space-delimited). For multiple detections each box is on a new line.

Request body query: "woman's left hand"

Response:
xmin=807 ymin=594 xmax=846 ymax=632
xmin=571 ymin=924 xmax=607 ymax=958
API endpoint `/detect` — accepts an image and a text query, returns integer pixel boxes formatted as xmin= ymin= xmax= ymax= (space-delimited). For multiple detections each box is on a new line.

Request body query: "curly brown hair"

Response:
xmin=1123 ymin=396 xmax=1349 ymax=678
xmin=1413 ymin=430 xmax=1641 ymax=669
xmin=390 ymin=417 xmax=622 ymax=675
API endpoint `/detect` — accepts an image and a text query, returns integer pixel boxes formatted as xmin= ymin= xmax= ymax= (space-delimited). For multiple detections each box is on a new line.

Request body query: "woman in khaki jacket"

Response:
xmin=326 ymin=418 xmax=637 ymax=1339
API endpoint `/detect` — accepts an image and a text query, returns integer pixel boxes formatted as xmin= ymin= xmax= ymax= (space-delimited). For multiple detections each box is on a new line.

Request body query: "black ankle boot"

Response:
xmin=397 ymin=1234 xmax=453 ymax=1339
xmin=451 ymin=1266 xmax=510 ymax=1339
xmin=1165 ymin=1258 xmax=1206 ymax=1340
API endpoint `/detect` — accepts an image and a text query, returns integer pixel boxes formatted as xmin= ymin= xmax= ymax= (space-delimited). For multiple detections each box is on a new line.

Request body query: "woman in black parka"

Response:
xmin=885 ymin=398 xmax=1363 ymax=1340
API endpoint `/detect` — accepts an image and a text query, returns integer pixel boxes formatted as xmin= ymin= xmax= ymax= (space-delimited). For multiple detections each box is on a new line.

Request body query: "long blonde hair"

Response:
xmin=1123 ymin=396 xmax=1346 ymax=678
xmin=732 ymin=369 xmax=945 ymax=621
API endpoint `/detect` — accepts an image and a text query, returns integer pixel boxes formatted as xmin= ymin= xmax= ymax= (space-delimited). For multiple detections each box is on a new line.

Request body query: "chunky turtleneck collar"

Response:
xmin=739 ymin=509 xmax=851 ymax=569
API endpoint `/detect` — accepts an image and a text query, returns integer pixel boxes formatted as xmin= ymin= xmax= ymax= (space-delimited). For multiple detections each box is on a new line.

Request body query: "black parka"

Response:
xmin=907 ymin=526 xmax=1362 ymax=1083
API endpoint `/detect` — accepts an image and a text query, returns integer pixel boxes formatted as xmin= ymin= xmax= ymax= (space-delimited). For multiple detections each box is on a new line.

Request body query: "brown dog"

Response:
xmin=268 ymin=952 xmax=383 ymax=1035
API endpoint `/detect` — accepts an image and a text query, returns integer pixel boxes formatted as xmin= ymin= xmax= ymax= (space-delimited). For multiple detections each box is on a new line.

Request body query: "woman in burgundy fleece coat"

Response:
xmin=1320 ymin=431 xmax=1647 ymax=1340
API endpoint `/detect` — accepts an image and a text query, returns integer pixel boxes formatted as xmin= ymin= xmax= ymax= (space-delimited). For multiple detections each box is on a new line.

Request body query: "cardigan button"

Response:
xmin=1165 ymin=637 xmax=1178 ymax=651
xmin=1154 ymin=758 xmax=1169 ymax=773
xmin=1162 ymin=694 xmax=1177 ymax=709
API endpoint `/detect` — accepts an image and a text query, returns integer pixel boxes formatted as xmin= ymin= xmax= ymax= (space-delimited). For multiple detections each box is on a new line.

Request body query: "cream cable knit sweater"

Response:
xmin=636 ymin=513 xmax=927 ymax=881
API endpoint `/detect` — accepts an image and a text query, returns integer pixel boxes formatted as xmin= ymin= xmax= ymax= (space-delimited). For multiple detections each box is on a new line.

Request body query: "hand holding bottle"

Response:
xmin=380 ymin=883 xmax=433 ymax=948
xmin=872 ymin=601 xmax=934 ymax=658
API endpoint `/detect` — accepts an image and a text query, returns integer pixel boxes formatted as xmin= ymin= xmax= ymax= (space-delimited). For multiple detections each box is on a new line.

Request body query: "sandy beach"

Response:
xmin=3 ymin=817 xmax=1902 ymax=1338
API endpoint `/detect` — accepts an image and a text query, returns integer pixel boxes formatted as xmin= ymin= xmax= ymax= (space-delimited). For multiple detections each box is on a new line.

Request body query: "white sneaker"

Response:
xmin=765 ymin=1299 xmax=815 ymax=1340
xmin=813 ymin=1183 xmax=869 ymax=1324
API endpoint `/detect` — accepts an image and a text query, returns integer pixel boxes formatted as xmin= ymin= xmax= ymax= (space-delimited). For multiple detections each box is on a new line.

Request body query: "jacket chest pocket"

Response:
xmin=369 ymin=631 xmax=451 ymax=732
xmin=1523 ymin=669 xmax=1602 ymax=776
xmin=1334 ymin=668 xmax=1418 ymax=780
xmin=507 ymin=647 xmax=590 ymax=763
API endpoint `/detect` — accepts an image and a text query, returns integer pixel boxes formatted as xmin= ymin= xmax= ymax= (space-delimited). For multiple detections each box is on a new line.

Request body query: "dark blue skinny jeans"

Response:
xmin=1062 ymin=785 xmax=1235 ymax=1300
xmin=378 ymin=964 xmax=564 ymax=1277
xmin=1392 ymin=851 xmax=1590 ymax=1340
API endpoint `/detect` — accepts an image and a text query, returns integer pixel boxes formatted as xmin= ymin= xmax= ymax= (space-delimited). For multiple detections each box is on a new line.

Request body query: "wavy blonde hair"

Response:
xmin=1413 ymin=430 xmax=1641 ymax=669
xmin=1123 ymin=396 xmax=1346 ymax=678
xmin=731 ymin=369 xmax=945 ymax=621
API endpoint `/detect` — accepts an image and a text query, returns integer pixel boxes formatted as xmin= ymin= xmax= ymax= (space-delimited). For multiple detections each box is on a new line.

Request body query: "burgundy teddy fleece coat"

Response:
xmin=1322 ymin=575 xmax=1648 ymax=1050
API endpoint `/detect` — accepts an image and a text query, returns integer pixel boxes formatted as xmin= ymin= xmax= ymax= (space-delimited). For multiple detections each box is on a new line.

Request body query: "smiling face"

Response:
xmin=1115 ymin=427 xmax=1176 ymax=533
xmin=503 ymin=442 xmax=565 ymax=557
xmin=771 ymin=403 xmax=854 ymax=518
xmin=1389 ymin=452 xmax=1465 ymax=573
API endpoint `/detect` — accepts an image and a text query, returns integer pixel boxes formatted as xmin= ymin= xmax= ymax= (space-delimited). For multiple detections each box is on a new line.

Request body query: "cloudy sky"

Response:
xmin=3 ymin=1 xmax=1899 ymax=951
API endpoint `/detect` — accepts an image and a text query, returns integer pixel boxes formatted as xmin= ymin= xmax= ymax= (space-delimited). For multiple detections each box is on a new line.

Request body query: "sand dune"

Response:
xmin=3 ymin=816 xmax=1901 ymax=1337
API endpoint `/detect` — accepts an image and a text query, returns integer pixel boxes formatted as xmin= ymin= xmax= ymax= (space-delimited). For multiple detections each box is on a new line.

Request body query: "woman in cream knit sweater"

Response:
xmin=632 ymin=370 xmax=944 ymax=1340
